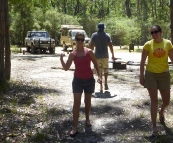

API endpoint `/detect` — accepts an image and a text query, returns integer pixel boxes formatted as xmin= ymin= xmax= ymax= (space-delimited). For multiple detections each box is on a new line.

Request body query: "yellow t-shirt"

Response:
xmin=144 ymin=39 xmax=173 ymax=73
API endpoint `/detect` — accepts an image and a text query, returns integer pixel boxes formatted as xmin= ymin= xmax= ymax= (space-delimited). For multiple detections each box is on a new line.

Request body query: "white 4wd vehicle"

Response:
xmin=25 ymin=31 xmax=55 ymax=54
xmin=60 ymin=25 xmax=90 ymax=51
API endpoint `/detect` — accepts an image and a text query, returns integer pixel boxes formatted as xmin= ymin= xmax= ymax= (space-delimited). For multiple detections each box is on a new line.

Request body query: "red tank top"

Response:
xmin=73 ymin=48 xmax=93 ymax=79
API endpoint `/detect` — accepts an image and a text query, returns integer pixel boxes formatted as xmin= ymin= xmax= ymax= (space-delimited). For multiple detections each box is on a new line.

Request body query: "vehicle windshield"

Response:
xmin=71 ymin=31 xmax=88 ymax=38
xmin=31 ymin=32 xmax=50 ymax=38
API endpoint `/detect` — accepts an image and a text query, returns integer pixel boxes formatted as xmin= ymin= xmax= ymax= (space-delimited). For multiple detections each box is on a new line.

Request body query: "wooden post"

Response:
xmin=37 ymin=49 xmax=40 ymax=54
xmin=23 ymin=50 xmax=25 ymax=55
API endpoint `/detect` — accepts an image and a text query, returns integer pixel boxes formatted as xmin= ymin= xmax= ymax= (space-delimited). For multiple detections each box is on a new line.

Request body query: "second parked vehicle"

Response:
xmin=60 ymin=25 xmax=90 ymax=51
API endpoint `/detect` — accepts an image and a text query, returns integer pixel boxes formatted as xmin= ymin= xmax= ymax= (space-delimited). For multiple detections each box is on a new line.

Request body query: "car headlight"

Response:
xmin=48 ymin=41 xmax=55 ymax=44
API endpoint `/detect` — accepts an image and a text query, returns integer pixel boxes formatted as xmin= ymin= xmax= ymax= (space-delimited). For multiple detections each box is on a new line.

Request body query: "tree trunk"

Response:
xmin=125 ymin=0 xmax=131 ymax=18
xmin=0 ymin=0 xmax=6 ymax=91
xmin=63 ymin=0 xmax=66 ymax=14
xmin=4 ymin=0 xmax=11 ymax=80
xmin=154 ymin=0 xmax=157 ymax=19
xmin=170 ymin=0 xmax=173 ymax=43
xmin=137 ymin=0 xmax=140 ymax=18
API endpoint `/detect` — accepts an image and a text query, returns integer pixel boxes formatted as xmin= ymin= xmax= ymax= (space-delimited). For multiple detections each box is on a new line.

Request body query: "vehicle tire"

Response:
xmin=31 ymin=45 xmax=36 ymax=54
xmin=49 ymin=48 xmax=55 ymax=54
xmin=26 ymin=44 xmax=30 ymax=52
xmin=63 ymin=44 xmax=68 ymax=51
xmin=43 ymin=49 xmax=47 ymax=53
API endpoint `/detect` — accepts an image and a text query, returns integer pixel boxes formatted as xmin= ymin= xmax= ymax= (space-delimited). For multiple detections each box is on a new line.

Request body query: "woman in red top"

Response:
xmin=60 ymin=32 xmax=101 ymax=137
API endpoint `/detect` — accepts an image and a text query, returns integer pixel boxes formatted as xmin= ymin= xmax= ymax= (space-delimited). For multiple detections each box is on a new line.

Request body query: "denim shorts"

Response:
xmin=72 ymin=76 xmax=95 ymax=93
xmin=144 ymin=70 xmax=171 ymax=89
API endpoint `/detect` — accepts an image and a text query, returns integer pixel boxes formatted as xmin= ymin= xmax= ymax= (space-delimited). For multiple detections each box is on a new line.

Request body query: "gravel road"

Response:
xmin=8 ymin=46 xmax=173 ymax=143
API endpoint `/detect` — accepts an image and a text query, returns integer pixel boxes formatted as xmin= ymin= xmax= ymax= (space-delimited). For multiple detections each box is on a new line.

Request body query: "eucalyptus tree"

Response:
xmin=5 ymin=0 xmax=11 ymax=80
xmin=125 ymin=0 xmax=131 ymax=18
xmin=0 ymin=0 xmax=6 ymax=90
xmin=0 ymin=0 xmax=10 ymax=92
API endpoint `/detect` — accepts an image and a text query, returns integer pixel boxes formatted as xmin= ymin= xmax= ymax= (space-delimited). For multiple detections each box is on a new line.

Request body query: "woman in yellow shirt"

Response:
xmin=140 ymin=25 xmax=173 ymax=136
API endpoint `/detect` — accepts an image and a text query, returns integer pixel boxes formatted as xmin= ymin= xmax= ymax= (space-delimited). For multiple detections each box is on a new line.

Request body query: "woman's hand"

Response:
xmin=97 ymin=77 xmax=102 ymax=84
xmin=60 ymin=52 xmax=65 ymax=59
xmin=140 ymin=75 xmax=144 ymax=86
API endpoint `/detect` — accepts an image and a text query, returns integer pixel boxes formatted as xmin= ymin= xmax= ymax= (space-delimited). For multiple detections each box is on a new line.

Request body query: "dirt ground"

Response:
xmin=1 ymin=46 xmax=173 ymax=143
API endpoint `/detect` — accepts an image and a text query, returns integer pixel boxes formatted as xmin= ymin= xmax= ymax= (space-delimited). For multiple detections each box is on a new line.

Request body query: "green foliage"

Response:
xmin=9 ymin=3 xmax=34 ymax=45
xmin=136 ymin=17 xmax=172 ymax=44
xmin=105 ymin=17 xmax=140 ymax=45
xmin=78 ymin=15 xmax=99 ymax=37
xmin=11 ymin=45 xmax=21 ymax=53
xmin=8 ymin=0 xmax=171 ymax=46
xmin=43 ymin=8 xmax=79 ymax=44
xmin=31 ymin=131 xmax=48 ymax=142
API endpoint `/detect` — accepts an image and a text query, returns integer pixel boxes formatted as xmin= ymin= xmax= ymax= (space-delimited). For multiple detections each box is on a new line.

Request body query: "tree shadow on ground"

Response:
xmin=1 ymin=80 xmax=61 ymax=106
xmin=11 ymin=52 xmax=62 ymax=61
xmin=1 ymin=81 xmax=173 ymax=142
xmin=78 ymin=99 xmax=173 ymax=143
xmin=145 ymin=134 xmax=173 ymax=143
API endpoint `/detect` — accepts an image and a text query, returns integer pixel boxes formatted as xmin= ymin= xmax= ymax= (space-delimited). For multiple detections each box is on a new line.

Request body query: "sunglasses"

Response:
xmin=76 ymin=38 xmax=84 ymax=42
xmin=151 ymin=30 xmax=160 ymax=35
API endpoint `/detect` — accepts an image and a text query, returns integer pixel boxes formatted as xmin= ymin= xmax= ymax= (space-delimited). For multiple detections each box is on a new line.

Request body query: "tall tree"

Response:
xmin=125 ymin=0 xmax=131 ymax=18
xmin=5 ymin=0 xmax=11 ymax=80
xmin=0 ymin=0 xmax=6 ymax=91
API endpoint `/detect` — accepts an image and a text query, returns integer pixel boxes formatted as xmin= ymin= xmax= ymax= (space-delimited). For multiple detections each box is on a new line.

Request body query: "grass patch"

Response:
xmin=0 ymin=82 xmax=8 ymax=93
xmin=31 ymin=131 xmax=48 ymax=142
xmin=0 ymin=107 xmax=12 ymax=115
xmin=38 ymin=94 xmax=43 ymax=100
xmin=11 ymin=45 xmax=21 ymax=53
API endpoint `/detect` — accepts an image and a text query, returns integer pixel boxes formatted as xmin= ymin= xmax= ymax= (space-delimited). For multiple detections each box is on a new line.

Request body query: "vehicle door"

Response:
xmin=60 ymin=30 xmax=69 ymax=46
xmin=25 ymin=32 xmax=32 ymax=46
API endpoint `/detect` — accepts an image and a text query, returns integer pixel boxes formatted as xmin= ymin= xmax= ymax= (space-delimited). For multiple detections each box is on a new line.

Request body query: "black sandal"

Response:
xmin=152 ymin=127 xmax=158 ymax=137
xmin=86 ymin=121 xmax=92 ymax=127
xmin=70 ymin=129 xmax=78 ymax=137
xmin=159 ymin=110 xmax=165 ymax=124
xmin=105 ymin=84 xmax=109 ymax=90
xmin=152 ymin=130 xmax=158 ymax=137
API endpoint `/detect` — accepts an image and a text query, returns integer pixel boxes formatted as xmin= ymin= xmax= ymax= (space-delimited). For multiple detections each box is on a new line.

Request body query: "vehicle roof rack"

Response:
xmin=61 ymin=25 xmax=83 ymax=30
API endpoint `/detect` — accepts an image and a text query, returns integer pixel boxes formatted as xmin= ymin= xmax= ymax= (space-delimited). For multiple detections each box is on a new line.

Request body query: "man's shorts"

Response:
xmin=72 ymin=76 xmax=95 ymax=93
xmin=144 ymin=70 xmax=171 ymax=89
xmin=96 ymin=58 xmax=108 ymax=73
